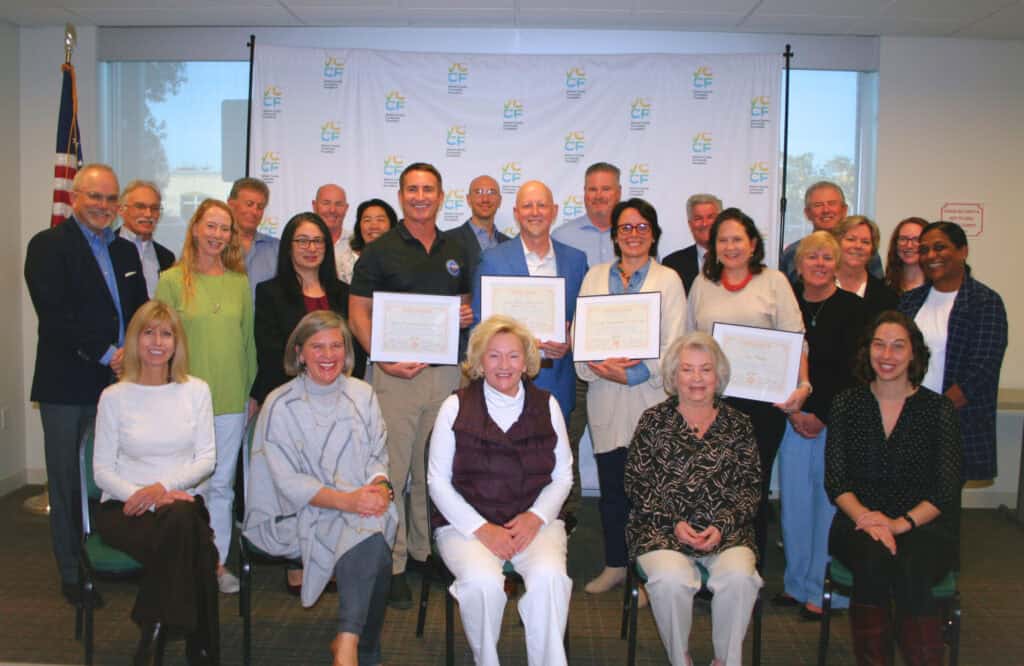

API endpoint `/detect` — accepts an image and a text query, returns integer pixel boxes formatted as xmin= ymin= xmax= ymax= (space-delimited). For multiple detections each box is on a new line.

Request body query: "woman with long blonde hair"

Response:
xmin=156 ymin=198 xmax=257 ymax=595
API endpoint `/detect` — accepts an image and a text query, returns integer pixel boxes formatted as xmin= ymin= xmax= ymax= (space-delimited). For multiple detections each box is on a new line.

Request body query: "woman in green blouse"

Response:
xmin=157 ymin=198 xmax=257 ymax=594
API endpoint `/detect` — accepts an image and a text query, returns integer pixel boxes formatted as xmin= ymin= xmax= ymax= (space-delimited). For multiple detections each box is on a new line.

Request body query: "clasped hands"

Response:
xmin=854 ymin=510 xmax=906 ymax=555
xmin=474 ymin=512 xmax=543 ymax=560
xmin=123 ymin=482 xmax=194 ymax=516
xmin=674 ymin=521 xmax=722 ymax=552
xmin=347 ymin=483 xmax=391 ymax=518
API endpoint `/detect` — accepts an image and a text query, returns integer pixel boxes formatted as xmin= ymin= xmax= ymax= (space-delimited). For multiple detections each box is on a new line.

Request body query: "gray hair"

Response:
xmin=803 ymin=181 xmax=846 ymax=208
xmin=71 ymin=163 xmax=118 ymax=191
xmin=661 ymin=331 xmax=731 ymax=398
xmin=685 ymin=193 xmax=723 ymax=220
xmin=585 ymin=162 xmax=620 ymax=182
xmin=120 ymin=179 xmax=161 ymax=204
xmin=283 ymin=310 xmax=354 ymax=377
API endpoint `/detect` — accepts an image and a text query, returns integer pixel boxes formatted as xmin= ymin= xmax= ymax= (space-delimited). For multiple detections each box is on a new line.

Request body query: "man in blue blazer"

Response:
xmin=472 ymin=180 xmax=588 ymax=523
xmin=25 ymin=164 xmax=148 ymax=606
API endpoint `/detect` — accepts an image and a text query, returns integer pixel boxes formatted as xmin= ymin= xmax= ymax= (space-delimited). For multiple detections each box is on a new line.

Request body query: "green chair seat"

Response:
xmin=828 ymin=560 xmax=957 ymax=599
xmin=84 ymin=534 xmax=142 ymax=573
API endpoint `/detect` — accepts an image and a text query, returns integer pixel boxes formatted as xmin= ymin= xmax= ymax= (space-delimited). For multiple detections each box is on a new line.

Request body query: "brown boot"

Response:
xmin=849 ymin=604 xmax=894 ymax=666
xmin=897 ymin=614 xmax=945 ymax=666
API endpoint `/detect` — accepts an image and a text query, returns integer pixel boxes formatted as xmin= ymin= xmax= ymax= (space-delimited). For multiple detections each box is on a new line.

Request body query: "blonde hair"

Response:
xmin=661 ymin=332 xmax=730 ymax=397
xmin=283 ymin=310 xmax=355 ymax=378
xmin=835 ymin=215 xmax=881 ymax=254
xmin=121 ymin=300 xmax=190 ymax=384
xmin=177 ymin=199 xmax=247 ymax=305
xmin=794 ymin=230 xmax=841 ymax=273
xmin=462 ymin=315 xmax=541 ymax=381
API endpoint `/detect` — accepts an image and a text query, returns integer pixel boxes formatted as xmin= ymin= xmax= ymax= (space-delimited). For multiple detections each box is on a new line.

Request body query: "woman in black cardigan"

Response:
xmin=252 ymin=212 xmax=366 ymax=406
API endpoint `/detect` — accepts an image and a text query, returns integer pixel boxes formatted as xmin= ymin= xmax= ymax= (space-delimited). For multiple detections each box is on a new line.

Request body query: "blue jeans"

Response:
xmin=778 ymin=422 xmax=848 ymax=609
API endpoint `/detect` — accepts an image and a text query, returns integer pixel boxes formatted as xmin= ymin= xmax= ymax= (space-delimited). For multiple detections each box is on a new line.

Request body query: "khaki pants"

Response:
xmin=373 ymin=364 xmax=461 ymax=574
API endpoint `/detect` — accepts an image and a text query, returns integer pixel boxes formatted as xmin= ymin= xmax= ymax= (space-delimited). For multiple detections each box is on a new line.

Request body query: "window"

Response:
xmin=99 ymin=61 xmax=249 ymax=255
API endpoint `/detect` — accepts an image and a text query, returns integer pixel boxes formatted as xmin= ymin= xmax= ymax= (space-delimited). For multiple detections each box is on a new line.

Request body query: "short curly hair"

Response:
xmin=462 ymin=315 xmax=541 ymax=382
xmin=661 ymin=331 xmax=731 ymax=397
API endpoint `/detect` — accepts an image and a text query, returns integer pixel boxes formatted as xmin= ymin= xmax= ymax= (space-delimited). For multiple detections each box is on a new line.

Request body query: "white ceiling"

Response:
xmin=2 ymin=0 xmax=1023 ymax=40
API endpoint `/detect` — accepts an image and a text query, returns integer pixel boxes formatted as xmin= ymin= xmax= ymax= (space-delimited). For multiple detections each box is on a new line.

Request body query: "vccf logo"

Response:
xmin=322 ymin=56 xmax=345 ymax=89
xmin=503 ymin=99 xmax=524 ymax=131
xmin=382 ymin=155 xmax=405 ymax=188
xmin=750 ymin=96 xmax=770 ymax=129
xmin=320 ymin=121 xmax=341 ymax=154
xmin=445 ymin=126 xmax=467 ymax=158
xmin=262 ymin=85 xmax=283 ymax=119
xmin=562 ymin=195 xmax=584 ymax=221
xmin=259 ymin=216 xmax=280 ymax=236
xmin=443 ymin=189 xmax=466 ymax=222
xmin=384 ymin=90 xmax=407 ymax=123
xmin=692 ymin=66 xmax=713 ymax=100
xmin=630 ymin=97 xmax=652 ymax=131
xmin=448 ymin=63 xmax=469 ymax=94
xmin=628 ymin=163 xmax=650 ymax=196
xmin=500 ymin=162 xmax=522 ymax=194
xmin=565 ymin=67 xmax=586 ymax=100
xmin=691 ymin=132 xmax=713 ymax=165
xmin=260 ymin=152 xmax=281 ymax=183
xmin=563 ymin=131 xmax=585 ymax=164
xmin=748 ymin=161 xmax=770 ymax=195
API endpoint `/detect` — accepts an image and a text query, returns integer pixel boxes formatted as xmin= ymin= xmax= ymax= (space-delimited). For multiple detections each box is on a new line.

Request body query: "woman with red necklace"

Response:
xmin=686 ymin=207 xmax=810 ymax=563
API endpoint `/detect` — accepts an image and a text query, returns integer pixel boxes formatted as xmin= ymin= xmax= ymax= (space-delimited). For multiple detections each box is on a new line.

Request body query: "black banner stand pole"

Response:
xmin=778 ymin=44 xmax=794 ymax=264
xmin=244 ymin=34 xmax=256 ymax=178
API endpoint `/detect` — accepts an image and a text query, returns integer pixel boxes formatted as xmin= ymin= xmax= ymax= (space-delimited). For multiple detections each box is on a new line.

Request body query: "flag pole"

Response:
xmin=24 ymin=23 xmax=79 ymax=518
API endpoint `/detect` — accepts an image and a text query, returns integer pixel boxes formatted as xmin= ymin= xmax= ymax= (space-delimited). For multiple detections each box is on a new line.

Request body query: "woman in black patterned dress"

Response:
xmin=826 ymin=311 xmax=960 ymax=666
xmin=624 ymin=331 xmax=762 ymax=666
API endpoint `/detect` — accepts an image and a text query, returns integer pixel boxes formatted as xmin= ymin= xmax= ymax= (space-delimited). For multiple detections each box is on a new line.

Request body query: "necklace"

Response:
xmin=679 ymin=406 xmax=717 ymax=436
xmin=721 ymin=271 xmax=753 ymax=292
xmin=808 ymin=299 xmax=827 ymax=328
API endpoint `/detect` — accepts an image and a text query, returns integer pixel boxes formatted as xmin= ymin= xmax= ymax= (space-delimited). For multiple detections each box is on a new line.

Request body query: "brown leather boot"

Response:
xmin=897 ymin=614 xmax=945 ymax=666
xmin=849 ymin=604 xmax=894 ymax=666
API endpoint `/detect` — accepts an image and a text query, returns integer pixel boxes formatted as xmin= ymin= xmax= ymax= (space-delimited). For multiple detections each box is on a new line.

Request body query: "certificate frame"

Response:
xmin=711 ymin=321 xmax=803 ymax=403
xmin=479 ymin=275 xmax=566 ymax=343
xmin=572 ymin=291 xmax=662 ymax=362
xmin=370 ymin=292 xmax=461 ymax=365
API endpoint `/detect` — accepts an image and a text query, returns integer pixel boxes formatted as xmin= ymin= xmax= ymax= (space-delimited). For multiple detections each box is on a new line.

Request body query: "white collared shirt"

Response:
xmin=522 ymin=237 xmax=558 ymax=277
xmin=119 ymin=226 xmax=160 ymax=298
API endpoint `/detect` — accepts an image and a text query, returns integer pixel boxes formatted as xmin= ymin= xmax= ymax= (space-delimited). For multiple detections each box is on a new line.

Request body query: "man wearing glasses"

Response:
xmin=24 ymin=163 xmax=148 ymax=606
xmin=443 ymin=174 xmax=509 ymax=280
xmin=117 ymin=180 xmax=175 ymax=297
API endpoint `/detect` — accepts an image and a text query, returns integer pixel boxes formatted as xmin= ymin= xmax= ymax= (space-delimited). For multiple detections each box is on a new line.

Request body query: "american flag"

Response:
xmin=51 ymin=62 xmax=82 ymax=227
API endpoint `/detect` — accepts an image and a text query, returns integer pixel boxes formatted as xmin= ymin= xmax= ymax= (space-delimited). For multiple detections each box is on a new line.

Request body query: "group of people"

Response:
xmin=24 ymin=158 xmax=1007 ymax=666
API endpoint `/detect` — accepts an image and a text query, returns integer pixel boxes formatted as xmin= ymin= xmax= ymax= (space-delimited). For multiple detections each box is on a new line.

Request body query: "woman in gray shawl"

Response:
xmin=244 ymin=310 xmax=397 ymax=666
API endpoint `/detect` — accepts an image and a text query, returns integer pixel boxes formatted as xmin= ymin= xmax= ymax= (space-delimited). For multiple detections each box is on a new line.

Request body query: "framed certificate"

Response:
xmin=370 ymin=292 xmax=461 ymax=365
xmin=711 ymin=322 xmax=803 ymax=403
xmin=573 ymin=291 xmax=662 ymax=362
xmin=479 ymin=275 xmax=566 ymax=343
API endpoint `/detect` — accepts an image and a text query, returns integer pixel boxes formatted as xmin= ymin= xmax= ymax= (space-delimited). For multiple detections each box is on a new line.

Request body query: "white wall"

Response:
xmin=877 ymin=36 xmax=1024 ymax=507
xmin=0 ymin=21 xmax=25 ymax=496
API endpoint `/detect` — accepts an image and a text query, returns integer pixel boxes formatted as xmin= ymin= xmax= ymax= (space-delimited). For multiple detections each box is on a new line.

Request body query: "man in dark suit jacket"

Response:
xmin=443 ymin=174 xmax=510 ymax=279
xmin=661 ymin=193 xmax=721 ymax=294
xmin=24 ymin=164 xmax=148 ymax=605
xmin=116 ymin=180 xmax=175 ymax=297
xmin=471 ymin=180 xmax=588 ymax=523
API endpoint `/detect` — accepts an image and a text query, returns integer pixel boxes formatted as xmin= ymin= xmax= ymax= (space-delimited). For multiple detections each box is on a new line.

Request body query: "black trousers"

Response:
xmin=96 ymin=496 xmax=219 ymax=658
xmin=595 ymin=447 xmax=629 ymax=568
xmin=829 ymin=518 xmax=956 ymax=616
xmin=724 ymin=396 xmax=786 ymax=567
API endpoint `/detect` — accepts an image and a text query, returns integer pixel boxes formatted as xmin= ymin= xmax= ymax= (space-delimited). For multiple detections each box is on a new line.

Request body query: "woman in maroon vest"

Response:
xmin=428 ymin=315 xmax=573 ymax=666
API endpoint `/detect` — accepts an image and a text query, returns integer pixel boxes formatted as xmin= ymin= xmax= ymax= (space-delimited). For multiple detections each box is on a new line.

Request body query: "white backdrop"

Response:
xmin=250 ymin=45 xmax=781 ymax=263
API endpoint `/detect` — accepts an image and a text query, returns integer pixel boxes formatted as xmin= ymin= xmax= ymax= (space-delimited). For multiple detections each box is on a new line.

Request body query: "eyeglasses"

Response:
xmin=618 ymin=222 xmax=652 ymax=235
xmin=77 ymin=191 xmax=119 ymax=205
xmin=471 ymin=188 xmax=499 ymax=196
xmin=896 ymin=236 xmax=920 ymax=245
xmin=293 ymin=237 xmax=326 ymax=249
xmin=126 ymin=202 xmax=163 ymax=214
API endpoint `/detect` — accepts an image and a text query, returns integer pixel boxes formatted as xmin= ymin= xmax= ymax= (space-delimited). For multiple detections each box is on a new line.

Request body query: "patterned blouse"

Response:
xmin=625 ymin=397 xmax=761 ymax=559
xmin=825 ymin=385 xmax=961 ymax=536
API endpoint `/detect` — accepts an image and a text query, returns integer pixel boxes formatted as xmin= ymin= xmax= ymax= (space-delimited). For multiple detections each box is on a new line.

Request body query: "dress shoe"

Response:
xmin=584 ymin=566 xmax=626 ymax=594
xmin=800 ymin=604 xmax=824 ymax=622
xmin=133 ymin=622 xmax=166 ymax=666
xmin=388 ymin=573 xmax=412 ymax=610
xmin=771 ymin=592 xmax=801 ymax=608
xmin=405 ymin=557 xmax=430 ymax=574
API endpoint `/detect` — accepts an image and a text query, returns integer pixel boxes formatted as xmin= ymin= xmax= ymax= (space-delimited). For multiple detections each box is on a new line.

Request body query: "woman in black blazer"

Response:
xmin=834 ymin=215 xmax=898 ymax=320
xmin=252 ymin=212 xmax=366 ymax=406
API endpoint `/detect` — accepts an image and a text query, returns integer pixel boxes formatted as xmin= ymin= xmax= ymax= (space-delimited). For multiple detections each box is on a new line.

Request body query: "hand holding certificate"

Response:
xmin=711 ymin=322 xmax=803 ymax=403
xmin=479 ymin=276 xmax=566 ymax=343
xmin=573 ymin=292 xmax=662 ymax=362
xmin=370 ymin=292 xmax=461 ymax=365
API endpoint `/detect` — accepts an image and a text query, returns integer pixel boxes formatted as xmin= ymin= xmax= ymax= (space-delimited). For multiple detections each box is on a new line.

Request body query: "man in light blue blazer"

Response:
xmin=472 ymin=180 xmax=588 ymax=523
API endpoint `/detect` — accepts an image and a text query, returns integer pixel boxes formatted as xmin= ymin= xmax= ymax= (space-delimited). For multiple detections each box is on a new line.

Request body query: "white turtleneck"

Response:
xmin=428 ymin=380 xmax=572 ymax=539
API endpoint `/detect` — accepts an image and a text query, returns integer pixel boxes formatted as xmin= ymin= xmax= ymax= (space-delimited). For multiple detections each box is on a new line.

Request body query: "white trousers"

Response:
xmin=436 ymin=520 xmax=572 ymax=666
xmin=204 ymin=412 xmax=245 ymax=565
xmin=638 ymin=547 xmax=762 ymax=666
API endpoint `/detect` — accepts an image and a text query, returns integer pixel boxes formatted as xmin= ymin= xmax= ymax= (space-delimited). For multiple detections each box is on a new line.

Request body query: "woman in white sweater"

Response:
xmin=575 ymin=198 xmax=687 ymax=596
xmin=93 ymin=300 xmax=218 ymax=665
